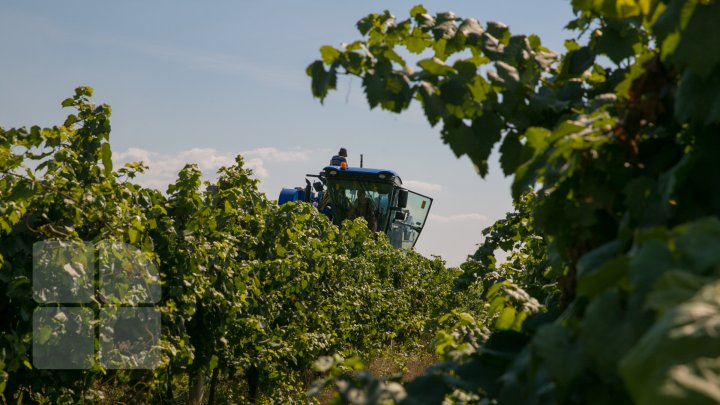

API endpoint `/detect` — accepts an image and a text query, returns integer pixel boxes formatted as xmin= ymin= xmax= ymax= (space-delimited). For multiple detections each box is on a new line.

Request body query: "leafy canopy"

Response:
xmin=308 ymin=0 xmax=720 ymax=403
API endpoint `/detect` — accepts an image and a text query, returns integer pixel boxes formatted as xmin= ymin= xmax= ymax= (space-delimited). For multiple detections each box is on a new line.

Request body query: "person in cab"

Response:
xmin=347 ymin=189 xmax=378 ymax=232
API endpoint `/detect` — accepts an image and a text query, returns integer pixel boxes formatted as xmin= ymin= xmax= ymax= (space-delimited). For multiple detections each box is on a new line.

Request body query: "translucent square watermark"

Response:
xmin=99 ymin=307 xmax=161 ymax=369
xmin=32 ymin=240 xmax=162 ymax=370
xmin=98 ymin=241 xmax=161 ymax=305
xmin=32 ymin=307 xmax=95 ymax=369
xmin=33 ymin=240 xmax=94 ymax=304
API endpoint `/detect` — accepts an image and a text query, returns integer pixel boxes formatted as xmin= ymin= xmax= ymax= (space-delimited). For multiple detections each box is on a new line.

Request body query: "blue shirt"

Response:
xmin=330 ymin=155 xmax=347 ymax=166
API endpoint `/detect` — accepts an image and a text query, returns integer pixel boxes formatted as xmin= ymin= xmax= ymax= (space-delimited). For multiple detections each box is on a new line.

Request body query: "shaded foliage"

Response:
xmin=309 ymin=0 xmax=720 ymax=403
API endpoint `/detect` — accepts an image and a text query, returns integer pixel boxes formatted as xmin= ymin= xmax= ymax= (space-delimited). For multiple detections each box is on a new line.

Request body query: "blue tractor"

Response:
xmin=278 ymin=165 xmax=433 ymax=250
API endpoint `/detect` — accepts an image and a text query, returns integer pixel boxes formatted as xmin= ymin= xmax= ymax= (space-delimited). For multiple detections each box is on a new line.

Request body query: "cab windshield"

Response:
xmin=326 ymin=179 xmax=394 ymax=232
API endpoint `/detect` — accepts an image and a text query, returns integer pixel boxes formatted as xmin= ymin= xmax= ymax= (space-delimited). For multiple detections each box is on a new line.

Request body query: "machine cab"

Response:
xmin=320 ymin=166 xmax=433 ymax=250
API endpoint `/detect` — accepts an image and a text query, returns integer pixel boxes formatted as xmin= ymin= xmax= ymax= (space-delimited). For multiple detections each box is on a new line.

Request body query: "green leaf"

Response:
xmin=528 ymin=34 xmax=542 ymax=50
xmin=580 ymin=290 xmax=653 ymax=376
xmin=101 ymin=142 xmax=113 ymax=177
xmin=75 ymin=86 xmax=93 ymax=97
xmin=523 ymin=127 xmax=550 ymax=155
xmin=457 ymin=18 xmax=485 ymax=42
xmin=35 ymin=325 xmax=53 ymax=344
xmin=576 ymin=240 xmax=624 ymax=296
xmin=674 ymin=217 xmax=720 ymax=273
xmin=577 ymin=255 xmax=630 ymax=297
xmin=128 ymin=228 xmax=138 ymax=244
xmin=405 ymin=27 xmax=431 ymax=54
xmin=383 ymin=48 xmax=406 ymax=66
xmin=432 ymin=21 xmax=457 ymax=41
xmin=470 ymin=111 xmax=504 ymax=173
xmin=418 ymin=82 xmax=445 ymax=126
xmin=439 ymin=79 xmax=468 ymax=105
xmin=495 ymin=306 xmax=516 ymax=330
xmin=532 ymin=323 xmax=588 ymax=386
xmin=307 ymin=60 xmax=337 ymax=102
xmin=486 ymin=21 xmax=509 ymax=44
xmin=563 ymin=46 xmax=595 ymax=76
xmin=418 ymin=57 xmax=457 ymax=75
xmin=63 ymin=114 xmax=78 ymax=127
xmin=644 ymin=271 xmax=709 ymax=315
xmin=615 ymin=51 xmax=654 ymax=99
xmin=362 ymin=72 xmax=387 ymax=109
xmin=319 ymin=46 xmax=341 ymax=65
xmin=564 ymin=39 xmax=581 ymax=52
xmin=440 ymin=112 xmax=503 ymax=177
xmin=620 ymin=280 xmax=720 ymax=405
xmin=433 ymin=38 xmax=448 ymax=60
xmin=495 ymin=61 xmax=520 ymax=89
xmin=629 ymin=239 xmax=673 ymax=296
xmin=343 ymin=356 xmax=365 ymax=370
xmin=499 ymin=131 xmax=527 ymax=176
xmin=468 ymin=75 xmax=490 ymax=102
xmin=356 ymin=13 xmax=377 ymax=36
xmin=409 ymin=4 xmax=427 ymax=17
xmin=666 ymin=1 xmax=720 ymax=79
xmin=457 ymin=312 xmax=475 ymax=324
xmin=209 ymin=354 xmax=219 ymax=371
xmin=592 ymin=21 xmax=641 ymax=64
xmin=572 ymin=0 xmax=640 ymax=19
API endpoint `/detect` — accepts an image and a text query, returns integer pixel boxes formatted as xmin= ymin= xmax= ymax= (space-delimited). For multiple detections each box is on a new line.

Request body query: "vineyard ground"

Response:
xmin=315 ymin=338 xmax=439 ymax=404
xmin=90 ymin=338 xmax=439 ymax=404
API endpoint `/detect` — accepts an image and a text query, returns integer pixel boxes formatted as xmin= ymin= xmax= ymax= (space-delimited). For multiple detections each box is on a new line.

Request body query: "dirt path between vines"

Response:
xmin=314 ymin=342 xmax=439 ymax=404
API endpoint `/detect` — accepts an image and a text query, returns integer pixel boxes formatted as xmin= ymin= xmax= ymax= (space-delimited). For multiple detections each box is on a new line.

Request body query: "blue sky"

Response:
xmin=1 ymin=1 xmax=575 ymax=266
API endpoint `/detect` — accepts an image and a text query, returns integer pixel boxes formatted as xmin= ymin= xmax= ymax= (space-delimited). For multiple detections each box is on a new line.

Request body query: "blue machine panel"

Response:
xmin=278 ymin=188 xmax=304 ymax=205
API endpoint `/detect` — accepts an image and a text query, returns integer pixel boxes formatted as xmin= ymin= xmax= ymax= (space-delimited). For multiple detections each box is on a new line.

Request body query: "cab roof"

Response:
xmin=323 ymin=166 xmax=402 ymax=185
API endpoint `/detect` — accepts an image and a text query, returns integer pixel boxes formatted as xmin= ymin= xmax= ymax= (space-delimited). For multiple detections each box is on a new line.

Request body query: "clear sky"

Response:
xmin=1 ymin=1 xmax=575 ymax=266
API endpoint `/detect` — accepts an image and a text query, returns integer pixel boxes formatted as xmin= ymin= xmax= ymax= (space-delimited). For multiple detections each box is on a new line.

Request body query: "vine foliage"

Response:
xmin=309 ymin=0 xmax=720 ymax=403
xmin=0 ymin=88 xmax=465 ymax=403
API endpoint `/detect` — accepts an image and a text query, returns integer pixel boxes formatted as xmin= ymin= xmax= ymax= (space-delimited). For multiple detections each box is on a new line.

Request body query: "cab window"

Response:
xmin=387 ymin=190 xmax=432 ymax=250
xmin=327 ymin=180 xmax=393 ymax=232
